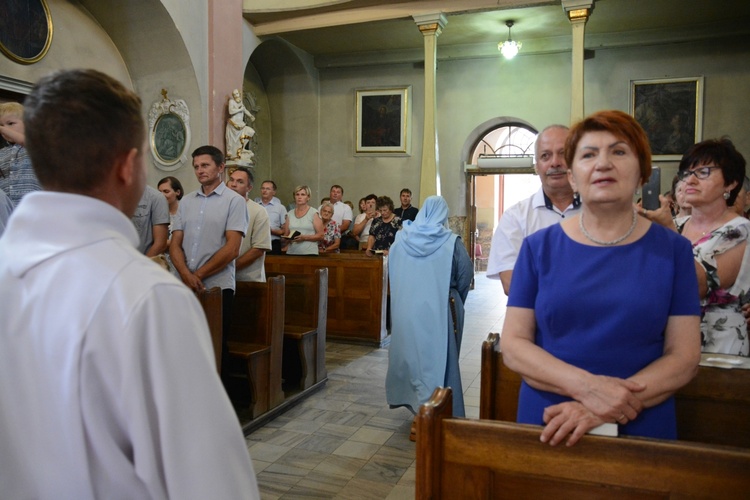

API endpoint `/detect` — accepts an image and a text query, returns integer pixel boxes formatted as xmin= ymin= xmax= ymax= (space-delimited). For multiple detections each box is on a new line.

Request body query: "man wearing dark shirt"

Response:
xmin=394 ymin=188 xmax=418 ymax=222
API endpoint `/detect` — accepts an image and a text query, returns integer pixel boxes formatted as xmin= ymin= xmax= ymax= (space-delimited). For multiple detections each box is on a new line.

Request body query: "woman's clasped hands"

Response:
xmin=540 ymin=374 xmax=645 ymax=447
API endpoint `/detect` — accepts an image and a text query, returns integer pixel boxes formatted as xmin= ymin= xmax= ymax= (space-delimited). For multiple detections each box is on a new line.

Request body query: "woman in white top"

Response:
xmin=282 ymin=185 xmax=324 ymax=255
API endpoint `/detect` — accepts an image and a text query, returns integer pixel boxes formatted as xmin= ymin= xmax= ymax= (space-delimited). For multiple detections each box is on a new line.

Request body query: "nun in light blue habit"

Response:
xmin=386 ymin=196 xmax=473 ymax=416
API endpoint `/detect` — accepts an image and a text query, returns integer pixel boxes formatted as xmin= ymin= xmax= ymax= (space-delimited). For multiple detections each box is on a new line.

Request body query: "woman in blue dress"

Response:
xmin=501 ymin=110 xmax=701 ymax=447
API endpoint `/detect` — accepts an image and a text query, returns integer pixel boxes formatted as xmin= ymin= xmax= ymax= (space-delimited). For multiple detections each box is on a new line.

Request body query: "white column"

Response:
xmin=413 ymin=13 xmax=447 ymax=205
xmin=562 ymin=1 xmax=594 ymax=124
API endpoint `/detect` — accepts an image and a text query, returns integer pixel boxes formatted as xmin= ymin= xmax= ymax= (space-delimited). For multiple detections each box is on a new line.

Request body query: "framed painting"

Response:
xmin=630 ymin=76 xmax=704 ymax=161
xmin=355 ymin=87 xmax=411 ymax=155
xmin=0 ymin=0 xmax=53 ymax=65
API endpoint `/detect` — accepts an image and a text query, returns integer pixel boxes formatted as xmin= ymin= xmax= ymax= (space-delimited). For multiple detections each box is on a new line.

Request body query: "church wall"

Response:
xmin=317 ymin=63 xmax=425 ymax=211
xmin=0 ymin=1 xmax=132 ymax=93
xmin=313 ymin=36 xmax=750 ymax=215
xmin=0 ymin=0 xmax=208 ymax=193
xmin=250 ymin=39 xmax=320 ymax=207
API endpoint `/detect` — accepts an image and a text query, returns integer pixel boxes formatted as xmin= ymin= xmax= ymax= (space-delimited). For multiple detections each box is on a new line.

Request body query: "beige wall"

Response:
xmin=300 ymin=37 xmax=749 ymax=215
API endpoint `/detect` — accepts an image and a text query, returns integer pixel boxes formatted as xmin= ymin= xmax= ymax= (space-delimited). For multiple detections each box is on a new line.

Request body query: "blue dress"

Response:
xmin=508 ymin=223 xmax=700 ymax=439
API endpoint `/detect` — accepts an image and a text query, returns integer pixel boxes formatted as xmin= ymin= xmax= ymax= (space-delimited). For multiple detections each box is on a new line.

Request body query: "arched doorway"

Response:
xmin=463 ymin=119 xmax=538 ymax=272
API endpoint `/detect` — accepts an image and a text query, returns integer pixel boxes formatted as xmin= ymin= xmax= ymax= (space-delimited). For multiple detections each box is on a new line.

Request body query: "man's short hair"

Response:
xmin=23 ymin=69 xmax=144 ymax=192
xmin=261 ymin=180 xmax=277 ymax=190
xmin=330 ymin=184 xmax=344 ymax=194
xmin=400 ymin=188 xmax=412 ymax=196
xmin=534 ymin=124 xmax=569 ymax=162
xmin=364 ymin=193 xmax=377 ymax=202
xmin=192 ymin=145 xmax=224 ymax=167
xmin=232 ymin=166 xmax=254 ymax=186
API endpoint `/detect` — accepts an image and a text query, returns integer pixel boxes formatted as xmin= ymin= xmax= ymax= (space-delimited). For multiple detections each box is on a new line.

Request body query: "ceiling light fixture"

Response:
xmin=499 ymin=20 xmax=522 ymax=60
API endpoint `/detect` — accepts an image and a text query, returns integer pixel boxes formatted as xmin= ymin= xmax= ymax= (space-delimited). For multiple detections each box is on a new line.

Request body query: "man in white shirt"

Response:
xmin=487 ymin=125 xmax=580 ymax=295
xmin=228 ymin=166 xmax=272 ymax=282
xmin=0 ymin=69 xmax=259 ymax=499
xmin=328 ymin=184 xmax=353 ymax=233
xmin=255 ymin=179 xmax=287 ymax=254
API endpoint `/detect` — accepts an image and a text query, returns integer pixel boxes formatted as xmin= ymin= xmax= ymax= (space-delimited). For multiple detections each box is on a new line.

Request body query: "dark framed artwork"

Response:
xmin=148 ymin=90 xmax=191 ymax=171
xmin=0 ymin=0 xmax=53 ymax=65
xmin=152 ymin=113 xmax=187 ymax=163
xmin=355 ymin=87 xmax=411 ymax=155
xmin=630 ymin=77 xmax=704 ymax=161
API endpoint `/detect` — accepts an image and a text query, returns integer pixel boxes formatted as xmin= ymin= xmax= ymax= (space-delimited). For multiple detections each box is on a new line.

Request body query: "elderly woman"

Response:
xmin=672 ymin=139 xmax=749 ymax=356
xmin=318 ymin=201 xmax=341 ymax=253
xmin=386 ymin=196 xmax=473 ymax=439
xmin=282 ymin=185 xmax=324 ymax=255
xmin=501 ymin=110 xmax=701 ymax=447
xmin=365 ymin=195 xmax=401 ymax=256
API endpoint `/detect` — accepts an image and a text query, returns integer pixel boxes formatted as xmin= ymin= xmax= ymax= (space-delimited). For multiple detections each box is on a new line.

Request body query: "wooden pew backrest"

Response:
xmin=265 ymin=254 xmax=387 ymax=345
xmin=419 ymin=387 xmax=750 ymax=499
xmin=480 ymin=332 xmax=750 ymax=448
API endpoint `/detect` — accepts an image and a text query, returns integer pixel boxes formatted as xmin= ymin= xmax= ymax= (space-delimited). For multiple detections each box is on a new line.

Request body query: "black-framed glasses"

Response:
xmin=678 ymin=166 xmax=721 ymax=181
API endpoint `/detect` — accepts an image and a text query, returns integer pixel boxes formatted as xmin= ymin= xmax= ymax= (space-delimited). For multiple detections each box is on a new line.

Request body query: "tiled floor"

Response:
xmin=245 ymin=272 xmax=507 ymax=499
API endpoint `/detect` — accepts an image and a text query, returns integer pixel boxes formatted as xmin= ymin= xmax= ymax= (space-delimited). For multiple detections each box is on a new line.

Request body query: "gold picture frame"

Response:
xmin=0 ymin=0 xmax=53 ymax=65
xmin=355 ymin=86 xmax=411 ymax=155
xmin=630 ymin=77 xmax=704 ymax=161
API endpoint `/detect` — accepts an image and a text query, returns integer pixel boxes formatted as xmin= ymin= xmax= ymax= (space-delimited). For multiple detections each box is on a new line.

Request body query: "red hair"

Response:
xmin=565 ymin=110 xmax=652 ymax=185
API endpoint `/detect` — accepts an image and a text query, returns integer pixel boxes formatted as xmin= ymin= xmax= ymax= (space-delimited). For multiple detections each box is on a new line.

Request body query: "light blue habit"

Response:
xmin=386 ymin=196 xmax=471 ymax=416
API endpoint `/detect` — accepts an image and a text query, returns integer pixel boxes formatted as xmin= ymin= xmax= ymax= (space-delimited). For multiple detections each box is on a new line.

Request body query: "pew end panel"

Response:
xmin=418 ymin=387 xmax=750 ymax=499
xmin=479 ymin=332 xmax=520 ymax=421
xmin=267 ymin=268 xmax=328 ymax=392
xmin=197 ymin=286 xmax=223 ymax=374
xmin=227 ymin=276 xmax=286 ymax=416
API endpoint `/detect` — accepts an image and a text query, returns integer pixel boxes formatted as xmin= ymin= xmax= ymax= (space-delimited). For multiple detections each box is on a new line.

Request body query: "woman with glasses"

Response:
xmin=501 ymin=110 xmax=701 ymax=446
xmin=673 ymin=139 xmax=749 ymax=356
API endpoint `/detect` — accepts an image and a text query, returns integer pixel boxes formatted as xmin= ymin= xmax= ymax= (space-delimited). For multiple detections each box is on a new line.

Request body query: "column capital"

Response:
xmin=561 ymin=0 xmax=594 ymax=22
xmin=413 ymin=13 xmax=447 ymax=36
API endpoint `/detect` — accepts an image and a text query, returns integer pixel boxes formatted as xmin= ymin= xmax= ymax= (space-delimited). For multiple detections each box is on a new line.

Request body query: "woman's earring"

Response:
xmin=724 ymin=191 xmax=730 ymax=200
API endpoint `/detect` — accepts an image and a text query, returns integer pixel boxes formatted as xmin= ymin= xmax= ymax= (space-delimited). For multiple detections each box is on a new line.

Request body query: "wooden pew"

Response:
xmin=479 ymin=332 xmax=750 ymax=448
xmin=267 ymin=268 xmax=328 ymax=391
xmin=265 ymin=253 xmax=388 ymax=346
xmin=196 ymin=286 xmax=223 ymax=374
xmin=418 ymin=387 xmax=750 ymax=499
xmin=675 ymin=354 xmax=750 ymax=448
xmin=225 ymin=276 xmax=285 ymax=418
xmin=479 ymin=332 xmax=520 ymax=422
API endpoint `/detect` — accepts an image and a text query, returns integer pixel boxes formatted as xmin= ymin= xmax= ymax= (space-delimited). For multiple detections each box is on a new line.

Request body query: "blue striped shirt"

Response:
xmin=0 ymin=145 xmax=41 ymax=207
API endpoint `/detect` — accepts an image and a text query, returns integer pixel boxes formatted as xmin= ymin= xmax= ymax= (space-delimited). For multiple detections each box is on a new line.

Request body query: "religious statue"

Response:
xmin=225 ymin=89 xmax=256 ymax=163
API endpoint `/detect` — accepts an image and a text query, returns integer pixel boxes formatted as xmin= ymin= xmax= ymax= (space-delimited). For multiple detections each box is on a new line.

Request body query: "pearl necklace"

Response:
xmin=579 ymin=209 xmax=637 ymax=246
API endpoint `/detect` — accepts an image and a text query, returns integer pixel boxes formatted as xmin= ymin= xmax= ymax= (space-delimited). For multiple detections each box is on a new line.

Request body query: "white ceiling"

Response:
xmin=243 ymin=0 xmax=750 ymax=67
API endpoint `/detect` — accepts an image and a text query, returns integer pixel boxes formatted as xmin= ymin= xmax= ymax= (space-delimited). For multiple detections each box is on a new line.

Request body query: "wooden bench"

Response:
xmin=196 ymin=286 xmax=223 ymax=374
xmin=265 ymin=253 xmax=388 ymax=346
xmin=479 ymin=332 xmax=750 ymax=448
xmin=418 ymin=386 xmax=750 ymax=499
xmin=267 ymin=268 xmax=328 ymax=391
xmin=675 ymin=354 xmax=750 ymax=448
xmin=225 ymin=276 xmax=285 ymax=419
